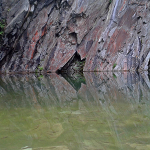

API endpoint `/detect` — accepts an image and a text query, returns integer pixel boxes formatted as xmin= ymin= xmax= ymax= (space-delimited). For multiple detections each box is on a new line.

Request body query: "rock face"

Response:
xmin=0 ymin=0 xmax=150 ymax=73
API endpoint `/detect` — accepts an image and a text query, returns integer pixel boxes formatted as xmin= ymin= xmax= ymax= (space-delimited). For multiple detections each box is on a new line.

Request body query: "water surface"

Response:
xmin=0 ymin=72 xmax=150 ymax=150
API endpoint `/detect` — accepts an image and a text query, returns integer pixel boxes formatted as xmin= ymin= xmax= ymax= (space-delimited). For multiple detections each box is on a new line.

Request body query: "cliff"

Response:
xmin=0 ymin=0 xmax=150 ymax=73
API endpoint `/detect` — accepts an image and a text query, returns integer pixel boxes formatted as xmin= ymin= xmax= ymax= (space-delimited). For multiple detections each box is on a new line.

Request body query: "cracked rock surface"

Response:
xmin=0 ymin=0 xmax=150 ymax=73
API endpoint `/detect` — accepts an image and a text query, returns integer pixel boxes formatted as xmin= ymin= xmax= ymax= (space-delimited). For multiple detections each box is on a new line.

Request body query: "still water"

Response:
xmin=0 ymin=72 xmax=150 ymax=150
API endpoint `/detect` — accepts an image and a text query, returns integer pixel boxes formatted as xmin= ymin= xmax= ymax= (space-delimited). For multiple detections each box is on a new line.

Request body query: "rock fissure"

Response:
xmin=148 ymin=59 xmax=150 ymax=72
xmin=57 ymin=52 xmax=85 ymax=75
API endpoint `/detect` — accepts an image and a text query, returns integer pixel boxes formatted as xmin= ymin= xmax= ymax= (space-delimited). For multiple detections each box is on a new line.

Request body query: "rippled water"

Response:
xmin=0 ymin=72 xmax=150 ymax=150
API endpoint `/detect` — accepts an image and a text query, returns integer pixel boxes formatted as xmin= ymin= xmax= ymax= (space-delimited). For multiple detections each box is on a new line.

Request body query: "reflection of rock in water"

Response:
xmin=85 ymin=71 xmax=150 ymax=104
xmin=57 ymin=52 xmax=86 ymax=91
xmin=61 ymin=72 xmax=86 ymax=91
xmin=0 ymin=71 xmax=150 ymax=108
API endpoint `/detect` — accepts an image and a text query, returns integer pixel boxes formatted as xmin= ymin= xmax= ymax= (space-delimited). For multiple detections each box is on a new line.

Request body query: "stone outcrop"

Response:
xmin=0 ymin=0 xmax=150 ymax=73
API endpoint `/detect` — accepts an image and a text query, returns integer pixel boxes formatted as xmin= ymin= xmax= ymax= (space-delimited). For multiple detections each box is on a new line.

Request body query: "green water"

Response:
xmin=0 ymin=72 xmax=150 ymax=150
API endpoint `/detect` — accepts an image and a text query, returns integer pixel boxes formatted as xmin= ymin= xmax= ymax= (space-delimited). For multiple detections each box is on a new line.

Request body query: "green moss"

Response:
xmin=113 ymin=63 xmax=117 ymax=69
xmin=94 ymin=66 xmax=97 ymax=72
xmin=113 ymin=73 xmax=117 ymax=79
xmin=0 ymin=20 xmax=5 ymax=30
xmin=0 ymin=31 xmax=4 ymax=35
xmin=38 ymin=66 xmax=43 ymax=71
xmin=0 ymin=20 xmax=6 ymax=40
xmin=38 ymin=75 xmax=44 ymax=79
xmin=0 ymin=23 xmax=5 ymax=29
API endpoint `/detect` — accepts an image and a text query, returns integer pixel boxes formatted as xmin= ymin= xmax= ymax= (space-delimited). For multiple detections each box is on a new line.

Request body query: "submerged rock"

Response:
xmin=0 ymin=0 xmax=150 ymax=73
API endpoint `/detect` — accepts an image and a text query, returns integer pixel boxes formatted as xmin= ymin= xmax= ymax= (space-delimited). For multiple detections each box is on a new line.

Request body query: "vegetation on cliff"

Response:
xmin=0 ymin=20 xmax=5 ymax=44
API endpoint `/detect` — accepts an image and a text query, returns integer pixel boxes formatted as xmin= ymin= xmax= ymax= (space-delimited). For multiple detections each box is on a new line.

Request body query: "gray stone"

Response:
xmin=0 ymin=0 xmax=150 ymax=73
xmin=5 ymin=0 xmax=30 ymax=34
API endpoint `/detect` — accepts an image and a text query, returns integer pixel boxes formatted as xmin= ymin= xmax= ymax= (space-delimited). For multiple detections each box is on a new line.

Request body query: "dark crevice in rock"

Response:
xmin=69 ymin=32 xmax=77 ymax=43
xmin=58 ymin=56 xmax=86 ymax=92
xmin=55 ymin=25 xmax=65 ymax=37
xmin=57 ymin=52 xmax=86 ymax=91
xmin=148 ymin=59 xmax=150 ymax=73
xmin=138 ymin=37 xmax=142 ymax=53
xmin=70 ymin=11 xmax=86 ymax=23
xmin=55 ymin=33 xmax=60 ymax=37
xmin=57 ymin=52 xmax=85 ymax=74
xmin=0 ymin=47 xmax=14 ymax=71
xmin=106 ymin=0 xmax=113 ymax=10
xmin=137 ymin=16 xmax=142 ymax=20
xmin=69 ymin=32 xmax=77 ymax=39
xmin=148 ymin=73 xmax=150 ymax=82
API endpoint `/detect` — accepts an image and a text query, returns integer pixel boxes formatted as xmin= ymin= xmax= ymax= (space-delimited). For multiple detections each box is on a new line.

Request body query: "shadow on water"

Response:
xmin=60 ymin=72 xmax=86 ymax=91
xmin=0 ymin=71 xmax=150 ymax=150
